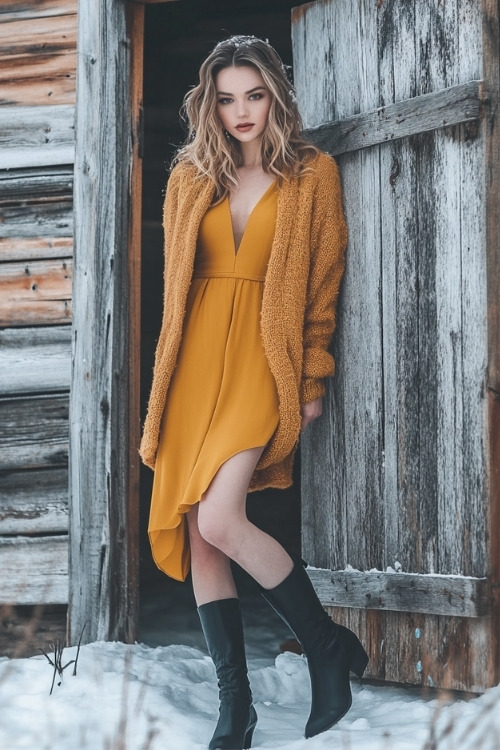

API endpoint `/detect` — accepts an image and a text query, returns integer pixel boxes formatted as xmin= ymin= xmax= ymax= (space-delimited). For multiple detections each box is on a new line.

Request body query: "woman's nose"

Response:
xmin=236 ymin=99 xmax=249 ymax=117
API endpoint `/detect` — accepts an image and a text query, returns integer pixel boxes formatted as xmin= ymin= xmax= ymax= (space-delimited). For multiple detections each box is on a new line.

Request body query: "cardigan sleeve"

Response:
xmin=151 ymin=165 xmax=184 ymax=357
xmin=139 ymin=165 xmax=183 ymax=469
xmin=299 ymin=154 xmax=348 ymax=404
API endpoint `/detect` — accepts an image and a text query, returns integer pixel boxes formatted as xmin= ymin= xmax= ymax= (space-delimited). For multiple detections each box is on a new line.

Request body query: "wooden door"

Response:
xmin=293 ymin=0 xmax=500 ymax=691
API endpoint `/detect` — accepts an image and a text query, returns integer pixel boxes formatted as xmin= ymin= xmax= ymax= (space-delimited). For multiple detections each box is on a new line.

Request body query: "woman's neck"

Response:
xmin=239 ymin=138 xmax=263 ymax=168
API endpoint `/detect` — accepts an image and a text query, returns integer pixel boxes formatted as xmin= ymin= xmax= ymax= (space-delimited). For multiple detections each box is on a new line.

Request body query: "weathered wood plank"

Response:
xmin=0 ymin=326 xmax=71 ymax=395
xmin=0 ymin=237 xmax=72 ymax=262
xmin=0 ymin=536 xmax=68 ymax=605
xmin=377 ymin=0 xmax=420 ymax=576
xmin=0 ymin=604 xmax=67 ymax=659
xmin=304 ymin=81 xmax=484 ymax=155
xmin=69 ymin=0 xmax=141 ymax=644
xmin=309 ymin=568 xmax=490 ymax=618
xmin=0 ymin=394 xmax=68 ymax=471
xmin=0 ymin=167 xmax=73 ymax=201
xmin=0 ymin=258 xmax=72 ymax=327
xmin=0 ymin=14 xmax=76 ymax=107
xmin=0 ymin=467 xmax=68 ymax=534
xmin=0 ymin=1 xmax=76 ymax=21
xmin=0 ymin=200 xmax=72 ymax=238
xmin=482 ymin=0 xmax=500 ymax=683
xmin=331 ymin=606 xmax=493 ymax=693
xmin=0 ymin=105 xmax=75 ymax=169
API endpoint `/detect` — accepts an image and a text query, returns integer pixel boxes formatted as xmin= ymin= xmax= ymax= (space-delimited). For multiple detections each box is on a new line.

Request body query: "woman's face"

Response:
xmin=215 ymin=65 xmax=272 ymax=145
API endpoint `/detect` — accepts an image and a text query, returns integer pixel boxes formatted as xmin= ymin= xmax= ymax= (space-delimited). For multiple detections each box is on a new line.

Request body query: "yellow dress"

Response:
xmin=148 ymin=181 xmax=280 ymax=581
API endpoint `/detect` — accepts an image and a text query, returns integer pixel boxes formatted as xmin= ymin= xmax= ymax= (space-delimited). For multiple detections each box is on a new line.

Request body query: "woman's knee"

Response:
xmin=197 ymin=502 xmax=240 ymax=554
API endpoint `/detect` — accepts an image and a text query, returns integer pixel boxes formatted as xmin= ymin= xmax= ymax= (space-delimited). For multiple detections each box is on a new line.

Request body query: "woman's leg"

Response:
xmin=196 ymin=447 xmax=294 ymax=589
xmin=193 ymin=447 xmax=368 ymax=741
xmin=187 ymin=504 xmax=237 ymax=605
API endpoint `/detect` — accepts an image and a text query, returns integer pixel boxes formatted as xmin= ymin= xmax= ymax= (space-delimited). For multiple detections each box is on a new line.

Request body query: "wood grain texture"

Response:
xmin=69 ymin=0 xmax=141 ymax=644
xmin=0 ymin=105 xmax=75 ymax=169
xmin=0 ymin=536 xmax=67 ymax=605
xmin=482 ymin=0 xmax=500 ymax=686
xmin=0 ymin=604 xmax=67 ymax=659
xmin=329 ymin=605 xmax=494 ymax=693
xmin=308 ymin=568 xmax=489 ymax=618
xmin=0 ymin=237 xmax=72 ymax=262
xmin=0 ymin=258 xmax=72 ymax=326
xmin=293 ymin=0 xmax=494 ymax=690
xmin=0 ymin=167 xmax=73 ymax=201
xmin=0 ymin=200 xmax=72 ymax=238
xmin=0 ymin=394 xmax=68 ymax=471
xmin=304 ymin=80 xmax=484 ymax=156
xmin=0 ymin=1 xmax=76 ymax=21
xmin=0 ymin=14 xmax=76 ymax=106
xmin=0 ymin=326 xmax=71 ymax=395
xmin=0 ymin=467 xmax=68 ymax=534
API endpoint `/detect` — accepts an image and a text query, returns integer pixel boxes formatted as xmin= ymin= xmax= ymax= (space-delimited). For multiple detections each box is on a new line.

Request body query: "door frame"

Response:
xmin=69 ymin=0 xmax=145 ymax=643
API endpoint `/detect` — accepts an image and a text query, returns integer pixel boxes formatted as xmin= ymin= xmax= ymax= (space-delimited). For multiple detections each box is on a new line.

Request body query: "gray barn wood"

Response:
xmin=304 ymin=80 xmax=484 ymax=156
xmin=69 ymin=0 xmax=141 ymax=643
xmin=0 ymin=105 xmax=75 ymax=170
xmin=0 ymin=394 xmax=68 ymax=471
xmin=0 ymin=536 xmax=68 ymax=605
xmin=307 ymin=569 xmax=489 ymax=618
xmin=0 ymin=468 xmax=68 ymax=535
xmin=0 ymin=327 xmax=71 ymax=395
xmin=293 ymin=0 xmax=498 ymax=690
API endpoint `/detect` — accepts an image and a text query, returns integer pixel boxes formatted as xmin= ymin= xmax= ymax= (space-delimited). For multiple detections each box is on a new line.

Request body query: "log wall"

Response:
xmin=0 ymin=0 xmax=76 ymax=608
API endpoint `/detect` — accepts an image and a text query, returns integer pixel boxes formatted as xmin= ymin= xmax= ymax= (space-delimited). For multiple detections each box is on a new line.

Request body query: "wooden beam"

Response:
xmin=0 ymin=394 xmax=68 ymax=472
xmin=0 ymin=468 xmax=68 ymax=535
xmin=69 ymin=0 xmax=142 ymax=644
xmin=0 ymin=105 xmax=75 ymax=169
xmin=0 ymin=536 xmax=68 ymax=605
xmin=0 ymin=327 xmax=71 ymax=395
xmin=304 ymin=80 xmax=485 ymax=155
xmin=308 ymin=568 xmax=490 ymax=618
xmin=482 ymin=0 xmax=500 ymax=686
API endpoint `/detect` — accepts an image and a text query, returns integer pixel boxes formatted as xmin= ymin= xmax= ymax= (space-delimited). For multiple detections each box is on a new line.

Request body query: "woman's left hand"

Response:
xmin=300 ymin=397 xmax=323 ymax=432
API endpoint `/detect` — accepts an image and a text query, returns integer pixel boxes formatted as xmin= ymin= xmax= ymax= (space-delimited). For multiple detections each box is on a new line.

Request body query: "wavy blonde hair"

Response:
xmin=175 ymin=35 xmax=318 ymax=196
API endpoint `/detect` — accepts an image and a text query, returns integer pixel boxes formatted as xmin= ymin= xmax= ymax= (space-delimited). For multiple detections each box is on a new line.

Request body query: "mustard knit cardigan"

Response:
xmin=140 ymin=151 xmax=347 ymax=490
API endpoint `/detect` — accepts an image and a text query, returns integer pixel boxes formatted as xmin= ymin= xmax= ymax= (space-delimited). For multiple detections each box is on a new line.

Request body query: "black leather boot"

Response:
xmin=260 ymin=562 xmax=368 ymax=738
xmin=198 ymin=598 xmax=257 ymax=750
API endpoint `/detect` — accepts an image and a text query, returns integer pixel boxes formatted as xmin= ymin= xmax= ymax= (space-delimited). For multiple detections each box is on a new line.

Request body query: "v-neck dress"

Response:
xmin=148 ymin=181 xmax=280 ymax=581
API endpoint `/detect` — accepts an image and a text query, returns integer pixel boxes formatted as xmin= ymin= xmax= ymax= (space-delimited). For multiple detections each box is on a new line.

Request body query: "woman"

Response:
xmin=140 ymin=35 xmax=368 ymax=750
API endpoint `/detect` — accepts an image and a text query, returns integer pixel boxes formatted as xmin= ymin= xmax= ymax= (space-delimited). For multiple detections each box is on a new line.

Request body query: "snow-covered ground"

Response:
xmin=1 ymin=583 xmax=499 ymax=750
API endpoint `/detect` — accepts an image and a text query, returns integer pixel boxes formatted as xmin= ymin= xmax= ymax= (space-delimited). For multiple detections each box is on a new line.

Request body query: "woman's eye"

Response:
xmin=218 ymin=98 xmax=233 ymax=105
xmin=249 ymin=93 xmax=263 ymax=100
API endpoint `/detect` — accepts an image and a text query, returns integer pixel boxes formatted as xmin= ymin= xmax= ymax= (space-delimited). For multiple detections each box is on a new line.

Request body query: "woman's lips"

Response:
xmin=235 ymin=123 xmax=254 ymax=131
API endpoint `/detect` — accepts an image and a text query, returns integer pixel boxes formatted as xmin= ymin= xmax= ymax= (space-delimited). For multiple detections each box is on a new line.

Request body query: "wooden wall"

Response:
xmin=294 ymin=0 xmax=499 ymax=692
xmin=0 ymin=0 xmax=77 ymax=608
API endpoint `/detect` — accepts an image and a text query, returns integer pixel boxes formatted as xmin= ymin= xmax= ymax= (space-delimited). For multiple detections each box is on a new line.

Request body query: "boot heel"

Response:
xmin=350 ymin=639 xmax=369 ymax=677
xmin=338 ymin=625 xmax=369 ymax=677
xmin=243 ymin=726 xmax=255 ymax=749
xmin=243 ymin=704 xmax=257 ymax=748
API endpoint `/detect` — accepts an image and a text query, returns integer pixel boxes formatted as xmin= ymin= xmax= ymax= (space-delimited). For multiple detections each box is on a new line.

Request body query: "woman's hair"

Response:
xmin=174 ymin=35 xmax=318 ymax=195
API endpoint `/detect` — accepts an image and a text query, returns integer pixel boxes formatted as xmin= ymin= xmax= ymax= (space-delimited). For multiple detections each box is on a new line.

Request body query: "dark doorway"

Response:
xmin=139 ymin=1 xmax=301 ymax=645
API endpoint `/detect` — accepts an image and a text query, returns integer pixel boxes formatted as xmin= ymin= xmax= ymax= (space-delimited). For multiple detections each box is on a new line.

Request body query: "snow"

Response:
xmin=1 ymin=586 xmax=499 ymax=750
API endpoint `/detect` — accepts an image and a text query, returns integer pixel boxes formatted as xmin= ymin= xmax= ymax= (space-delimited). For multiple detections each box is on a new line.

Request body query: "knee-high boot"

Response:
xmin=198 ymin=598 xmax=257 ymax=750
xmin=260 ymin=561 xmax=368 ymax=738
